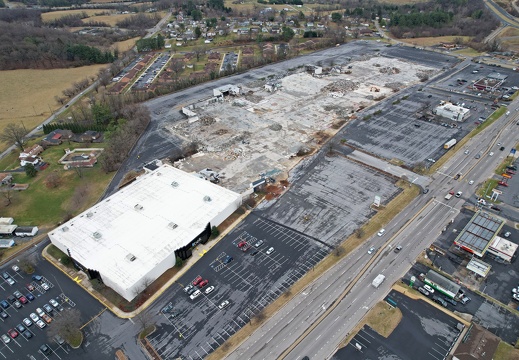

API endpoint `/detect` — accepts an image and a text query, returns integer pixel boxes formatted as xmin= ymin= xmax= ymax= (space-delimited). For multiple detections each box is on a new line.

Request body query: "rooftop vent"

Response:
xmin=86 ymin=212 xmax=93 ymax=218
xmin=171 ymin=181 xmax=179 ymax=188
xmin=134 ymin=204 xmax=144 ymax=211
xmin=168 ymin=222 xmax=178 ymax=230
xmin=203 ymin=195 xmax=212 ymax=202
xmin=126 ymin=253 xmax=136 ymax=262
xmin=61 ymin=226 xmax=69 ymax=232
xmin=93 ymin=231 xmax=102 ymax=239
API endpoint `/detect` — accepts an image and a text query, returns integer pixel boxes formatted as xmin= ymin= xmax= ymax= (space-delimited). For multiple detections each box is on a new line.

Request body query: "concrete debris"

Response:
xmin=321 ymin=79 xmax=360 ymax=93
xmin=384 ymin=82 xmax=405 ymax=91
xmin=269 ymin=123 xmax=283 ymax=131
xmin=199 ymin=115 xmax=216 ymax=125
xmin=379 ymin=66 xmax=401 ymax=74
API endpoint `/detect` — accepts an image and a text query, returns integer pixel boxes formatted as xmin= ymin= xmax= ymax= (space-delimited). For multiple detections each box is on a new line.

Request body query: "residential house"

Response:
xmin=78 ymin=130 xmax=101 ymax=143
xmin=20 ymin=156 xmax=40 ymax=167
xmin=20 ymin=144 xmax=43 ymax=159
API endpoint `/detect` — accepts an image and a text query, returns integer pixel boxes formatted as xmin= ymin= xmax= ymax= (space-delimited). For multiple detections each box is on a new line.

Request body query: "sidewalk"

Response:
xmin=42 ymin=209 xmax=251 ymax=318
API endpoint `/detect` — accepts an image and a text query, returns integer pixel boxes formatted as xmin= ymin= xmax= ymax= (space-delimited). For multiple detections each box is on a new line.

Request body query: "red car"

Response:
xmin=498 ymin=181 xmax=509 ymax=187
xmin=507 ymin=170 xmax=516 ymax=175
xmin=26 ymin=284 xmax=35 ymax=292
xmin=192 ymin=276 xmax=202 ymax=286
xmin=198 ymin=279 xmax=209 ymax=288
xmin=8 ymin=329 xmax=18 ymax=339
xmin=237 ymin=241 xmax=247 ymax=248
xmin=19 ymin=296 xmax=28 ymax=304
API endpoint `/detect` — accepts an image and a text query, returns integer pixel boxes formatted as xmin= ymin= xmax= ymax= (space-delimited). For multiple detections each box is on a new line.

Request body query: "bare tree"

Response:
xmin=45 ymin=172 xmax=61 ymax=189
xmin=18 ymin=252 xmax=37 ymax=274
xmin=47 ymin=309 xmax=82 ymax=344
xmin=2 ymin=189 xmax=14 ymax=206
xmin=133 ymin=309 xmax=154 ymax=332
xmin=0 ymin=123 xmax=28 ymax=151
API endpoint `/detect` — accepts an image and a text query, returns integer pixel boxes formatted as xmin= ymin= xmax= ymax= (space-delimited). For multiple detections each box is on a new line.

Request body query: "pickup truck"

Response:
xmin=445 ymin=191 xmax=454 ymax=200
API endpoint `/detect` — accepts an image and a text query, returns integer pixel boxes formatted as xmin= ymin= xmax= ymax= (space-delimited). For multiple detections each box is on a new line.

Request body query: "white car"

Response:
xmin=469 ymin=180 xmax=474 ymax=185
xmin=377 ymin=229 xmax=385 ymax=236
xmin=266 ymin=247 xmax=275 ymax=255
xmin=36 ymin=320 xmax=46 ymax=329
xmin=424 ymin=285 xmax=435 ymax=294
xmin=41 ymin=283 xmax=50 ymax=291
xmin=204 ymin=286 xmax=215 ymax=295
xmin=464 ymin=150 xmax=469 ymax=155
xmin=218 ymin=300 xmax=230 ymax=310
xmin=23 ymin=318 xmax=32 ymax=327
xmin=30 ymin=313 xmax=39 ymax=322
xmin=36 ymin=308 xmax=45 ymax=317
xmin=1 ymin=334 xmax=10 ymax=344
xmin=49 ymin=299 xmax=59 ymax=308
xmin=189 ymin=290 xmax=201 ymax=300
xmin=11 ymin=265 xmax=19 ymax=272
xmin=368 ymin=247 xmax=376 ymax=255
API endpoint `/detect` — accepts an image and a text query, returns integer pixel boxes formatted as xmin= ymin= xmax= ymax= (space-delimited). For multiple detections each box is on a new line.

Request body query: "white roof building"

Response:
xmin=49 ymin=164 xmax=241 ymax=302
xmin=488 ymin=236 xmax=518 ymax=262
xmin=433 ymin=102 xmax=470 ymax=122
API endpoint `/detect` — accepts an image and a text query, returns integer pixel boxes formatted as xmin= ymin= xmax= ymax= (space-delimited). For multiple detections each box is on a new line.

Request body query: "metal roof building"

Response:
xmin=49 ymin=164 xmax=242 ymax=302
xmin=453 ymin=211 xmax=504 ymax=257
xmin=424 ymin=270 xmax=461 ymax=299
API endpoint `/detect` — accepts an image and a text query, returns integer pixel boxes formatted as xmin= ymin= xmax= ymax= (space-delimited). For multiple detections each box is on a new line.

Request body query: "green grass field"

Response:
xmin=1 ymin=141 xmax=113 ymax=226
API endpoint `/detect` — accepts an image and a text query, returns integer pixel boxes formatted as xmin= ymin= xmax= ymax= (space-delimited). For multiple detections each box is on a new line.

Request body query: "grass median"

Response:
xmin=206 ymin=180 xmax=420 ymax=360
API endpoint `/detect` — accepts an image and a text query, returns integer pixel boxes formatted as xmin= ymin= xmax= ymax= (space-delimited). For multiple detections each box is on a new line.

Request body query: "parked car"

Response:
xmin=54 ymin=335 xmax=65 ymax=345
xmin=184 ymin=284 xmax=194 ymax=293
xmin=504 ymin=232 xmax=511 ymax=238
xmin=6 ymin=278 xmax=14 ymax=286
xmin=41 ymin=314 xmax=52 ymax=324
xmin=13 ymin=301 xmax=21 ymax=309
xmin=0 ymin=300 xmax=10 ymax=309
xmin=23 ymin=318 xmax=32 ymax=327
xmin=8 ymin=329 xmax=18 ymax=339
xmin=30 ymin=313 xmax=39 ymax=322
xmin=186 ymin=286 xmax=197 ymax=295
xmin=433 ymin=296 xmax=448 ymax=307
xmin=41 ymin=283 xmax=50 ymax=291
xmin=36 ymin=308 xmax=45 ymax=317
xmin=23 ymin=330 xmax=33 ymax=339
xmin=0 ymin=310 xmax=8 ymax=319
xmin=31 ymin=275 xmax=43 ymax=282
xmin=460 ymin=296 xmax=471 ymax=305
xmin=198 ymin=279 xmax=209 ymax=288
xmin=266 ymin=247 xmax=275 ymax=255
xmin=11 ymin=265 xmax=19 ymax=272
xmin=26 ymin=293 xmax=35 ymax=301
xmin=19 ymin=296 xmax=28 ymax=304
xmin=223 ymin=255 xmax=233 ymax=264
xmin=192 ymin=276 xmax=203 ymax=286
xmin=444 ymin=297 xmax=457 ymax=306
xmin=14 ymin=290 xmax=23 ymax=299
xmin=36 ymin=320 xmax=46 ymax=329
xmin=49 ymin=299 xmax=60 ymax=308
xmin=26 ymin=284 xmax=35 ymax=292
xmin=15 ymin=324 xmax=26 ymax=333
xmin=1 ymin=334 xmax=10 ymax=344
xmin=2 ymin=272 xmax=9 ymax=280
xmin=250 ymin=250 xmax=259 ymax=256
xmin=491 ymin=206 xmax=501 ymax=211
xmin=204 ymin=286 xmax=215 ymax=294
xmin=189 ymin=290 xmax=201 ymax=300
xmin=254 ymin=240 xmax=264 ymax=248
xmin=418 ymin=287 xmax=430 ymax=296
xmin=40 ymin=344 xmax=53 ymax=355
xmin=237 ymin=241 xmax=247 ymax=248
xmin=498 ymin=181 xmax=509 ymax=187
xmin=424 ymin=285 xmax=435 ymax=293
xmin=43 ymin=304 xmax=53 ymax=314
xmin=218 ymin=300 xmax=230 ymax=310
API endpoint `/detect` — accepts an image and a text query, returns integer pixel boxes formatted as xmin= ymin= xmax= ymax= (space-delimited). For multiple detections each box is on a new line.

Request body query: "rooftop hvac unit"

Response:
xmin=203 ymin=195 xmax=212 ymax=202
xmin=86 ymin=212 xmax=93 ymax=218
xmin=126 ymin=253 xmax=136 ymax=262
xmin=134 ymin=204 xmax=144 ymax=211
xmin=168 ymin=222 xmax=178 ymax=230
xmin=171 ymin=181 xmax=179 ymax=188
xmin=61 ymin=226 xmax=69 ymax=232
xmin=93 ymin=232 xmax=102 ymax=239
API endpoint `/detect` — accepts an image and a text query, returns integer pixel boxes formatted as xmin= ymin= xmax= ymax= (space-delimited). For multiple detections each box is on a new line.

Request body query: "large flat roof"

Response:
xmin=454 ymin=211 xmax=503 ymax=256
xmin=49 ymin=164 xmax=241 ymax=294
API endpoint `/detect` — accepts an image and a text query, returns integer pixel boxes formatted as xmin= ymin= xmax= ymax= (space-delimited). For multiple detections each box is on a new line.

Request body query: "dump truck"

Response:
xmin=444 ymin=139 xmax=457 ymax=149
xmin=372 ymin=274 xmax=386 ymax=288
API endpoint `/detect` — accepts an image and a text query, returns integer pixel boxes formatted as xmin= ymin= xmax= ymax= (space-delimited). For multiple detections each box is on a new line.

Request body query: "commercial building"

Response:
xmin=472 ymin=72 xmax=507 ymax=92
xmin=487 ymin=236 xmax=518 ymax=262
xmin=424 ymin=270 xmax=461 ymax=299
xmin=453 ymin=211 xmax=504 ymax=258
xmin=433 ymin=102 xmax=470 ymax=122
xmin=49 ymin=164 xmax=242 ymax=302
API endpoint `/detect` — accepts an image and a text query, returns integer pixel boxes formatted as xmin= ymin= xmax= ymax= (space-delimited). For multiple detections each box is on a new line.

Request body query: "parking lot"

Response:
xmin=0 ymin=267 xmax=75 ymax=359
xmin=333 ymin=290 xmax=462 ymax=360
xmin=147 ymin=216 xmax=330 ymax=359
xmin=261 ymin=154 xmax=401 ymax=246
xmin=132 ymin=54 xmax=170 ymax=90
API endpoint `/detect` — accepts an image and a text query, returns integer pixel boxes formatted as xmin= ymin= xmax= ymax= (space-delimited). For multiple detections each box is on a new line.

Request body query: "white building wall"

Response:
xmin=210 ymin=196 xmax=241 ymax=227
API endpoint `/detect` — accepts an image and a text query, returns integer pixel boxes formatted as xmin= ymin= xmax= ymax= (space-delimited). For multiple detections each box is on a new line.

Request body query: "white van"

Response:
xmin=489 ymin=152 xmax=494 ymax=156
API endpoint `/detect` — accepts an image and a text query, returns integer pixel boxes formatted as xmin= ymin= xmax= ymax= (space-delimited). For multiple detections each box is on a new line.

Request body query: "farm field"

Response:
xmin=41 ymin=9 xmax=106 ymax=22
xmin=0 ymin=64 xmax=107 ymax=147
xmin=114 ymin=36 xmax=141 ymax=52
xmin=398 ymin=35 xmax=472 ymax=46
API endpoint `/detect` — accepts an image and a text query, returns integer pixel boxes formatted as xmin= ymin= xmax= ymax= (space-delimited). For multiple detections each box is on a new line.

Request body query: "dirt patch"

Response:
xmin=364 ymin=301 xmax=402 ymax=337
xmin=264 ymin=184 xmax=285 ymax=200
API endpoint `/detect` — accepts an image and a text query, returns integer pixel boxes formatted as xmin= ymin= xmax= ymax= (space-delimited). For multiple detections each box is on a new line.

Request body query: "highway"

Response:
xmin=226 ymin=85 xmax=519 ymax=360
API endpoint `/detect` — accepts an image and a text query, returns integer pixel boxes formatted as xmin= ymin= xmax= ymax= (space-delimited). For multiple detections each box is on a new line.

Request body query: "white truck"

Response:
xmin=372 ymin=274 xmax=386 ymax=288
xmin=444 ymin=139 xmax=457 ymax=149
